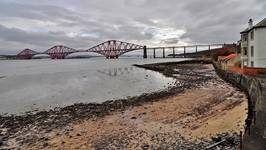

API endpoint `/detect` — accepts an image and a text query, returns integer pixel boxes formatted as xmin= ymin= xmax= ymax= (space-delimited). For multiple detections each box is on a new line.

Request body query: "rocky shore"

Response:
xmin=0 ymin=60 xmax=248 ymax=149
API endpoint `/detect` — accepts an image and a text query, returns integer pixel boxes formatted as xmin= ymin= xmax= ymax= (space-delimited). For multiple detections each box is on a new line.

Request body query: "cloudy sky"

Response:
xmin=0 ymin=0 xmax=265 ymax=54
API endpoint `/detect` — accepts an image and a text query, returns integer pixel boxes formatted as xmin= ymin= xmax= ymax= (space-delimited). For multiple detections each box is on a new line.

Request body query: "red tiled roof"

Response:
xmin=224 ymin=53 xmax=238 ymax=59
xmin=221 ymin=53 xmax=238 ymax=62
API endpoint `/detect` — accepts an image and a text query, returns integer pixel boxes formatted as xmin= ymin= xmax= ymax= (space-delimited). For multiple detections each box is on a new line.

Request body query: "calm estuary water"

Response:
xmin=0 ymin=57 xmax=187 ymax=114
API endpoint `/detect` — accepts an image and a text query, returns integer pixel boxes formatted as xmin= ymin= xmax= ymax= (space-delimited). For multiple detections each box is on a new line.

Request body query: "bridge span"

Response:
xmin=16 ymin=40 xmax=229 ymax=59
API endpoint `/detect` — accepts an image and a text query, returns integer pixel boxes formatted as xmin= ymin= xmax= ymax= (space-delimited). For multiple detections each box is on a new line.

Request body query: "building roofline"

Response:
xmin=240 ymin=26 xmax=266 ymax=34
xmin=240 ymin=18 xmax=266 ymax=34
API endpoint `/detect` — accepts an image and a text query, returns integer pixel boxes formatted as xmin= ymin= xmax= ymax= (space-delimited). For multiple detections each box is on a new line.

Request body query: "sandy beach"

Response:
xmin=0 ymin=61 xmax=248 ymax=149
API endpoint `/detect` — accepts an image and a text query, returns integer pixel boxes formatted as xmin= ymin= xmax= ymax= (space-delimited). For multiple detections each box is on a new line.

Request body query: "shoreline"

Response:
xmin=0 ymin=59 xmax=248 ymax=149
xmin=0 ymin=60 xmax=212 ymax=133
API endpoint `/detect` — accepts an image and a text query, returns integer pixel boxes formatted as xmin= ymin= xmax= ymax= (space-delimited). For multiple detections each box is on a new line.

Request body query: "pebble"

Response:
xmin=131 ymin=116 xmax=137 ymax=119
xmin=0 ymin=136 xmax=3 ymax=146
xmin=142 ymin=144 xmax=149 ymax=150
xmin=43 ymin=142 xmax=49 ymax=147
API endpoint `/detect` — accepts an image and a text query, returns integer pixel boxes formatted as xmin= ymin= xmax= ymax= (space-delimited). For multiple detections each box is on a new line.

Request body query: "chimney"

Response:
xmin=248 ymin=18 xmax=253 ymax=29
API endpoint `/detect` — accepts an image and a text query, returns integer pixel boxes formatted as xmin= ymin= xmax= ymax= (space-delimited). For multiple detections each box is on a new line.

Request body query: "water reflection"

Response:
xmin=0 ymin=58 xmax=183 ymax=114
xmin=97 ymin=66 xmax=136 ymax=77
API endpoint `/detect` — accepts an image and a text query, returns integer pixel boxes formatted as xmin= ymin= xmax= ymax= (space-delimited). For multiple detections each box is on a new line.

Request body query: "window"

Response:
xmin=251 ymin=61 xmax=254 ymax=67
xmin=244 ymin=61 xmax=248 ymax=66
xmin=242 ymin=34 xmax=248 ymax=41
xmin=251 ymin=46 xmax=254 ymax=57
xmin=251 ymin=31 xmax=254 ymax=40
xmin=243 ymin=47 xmax=247 ymax=56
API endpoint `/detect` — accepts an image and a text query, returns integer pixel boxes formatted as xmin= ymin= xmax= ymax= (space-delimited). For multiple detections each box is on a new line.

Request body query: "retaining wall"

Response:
xmin=213 ymin=62 xmax=266 ymax=150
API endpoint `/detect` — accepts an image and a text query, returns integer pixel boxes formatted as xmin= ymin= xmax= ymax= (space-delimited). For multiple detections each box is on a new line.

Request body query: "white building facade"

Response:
xmin=240 ymin=18 xmax=266 ymax=68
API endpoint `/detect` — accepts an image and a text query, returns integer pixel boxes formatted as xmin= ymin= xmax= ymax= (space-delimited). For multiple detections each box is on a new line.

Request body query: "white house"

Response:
xmin=240 ymin=18 xmax=266 ymax=68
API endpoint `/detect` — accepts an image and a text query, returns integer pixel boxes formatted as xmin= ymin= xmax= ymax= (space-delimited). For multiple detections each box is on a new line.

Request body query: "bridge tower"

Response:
xmin=17 ymin=49 xmax=38 ymax=59
xmin=87 ymin=40 xmax=144 ymax=59
xmin=44 ymin=45 xmax=77 ymax=59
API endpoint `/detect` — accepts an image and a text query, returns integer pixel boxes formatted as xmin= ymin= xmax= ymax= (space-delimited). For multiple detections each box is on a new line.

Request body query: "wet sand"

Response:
xmin=0 ymin=61 xmax=248 ymax=149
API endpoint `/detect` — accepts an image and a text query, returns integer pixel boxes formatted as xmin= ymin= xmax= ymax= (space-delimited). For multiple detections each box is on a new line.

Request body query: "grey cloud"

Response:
xmin=179 ymin=0 xmax=266 ymax=43
xmin=0 ymin=24 xmax=100 ymax=51
xmin=0 ymin=0 xmax=265 ymax=54
xmin=161 ymin=38 xmax=179 ymax=45
xmin=0 ymin=1 xmax=84 ymax=23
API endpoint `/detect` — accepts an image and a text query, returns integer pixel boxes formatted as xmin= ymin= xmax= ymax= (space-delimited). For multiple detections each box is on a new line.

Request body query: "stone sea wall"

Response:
xmin=213 ymin=62 xmax=266 ymax=150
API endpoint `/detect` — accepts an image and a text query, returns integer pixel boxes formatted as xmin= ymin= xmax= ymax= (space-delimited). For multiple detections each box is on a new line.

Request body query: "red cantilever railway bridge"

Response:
xmin=17 ymin=40 xmax=227 ymax=59
xmin=17 ymin=40 xmax=144 ymax=59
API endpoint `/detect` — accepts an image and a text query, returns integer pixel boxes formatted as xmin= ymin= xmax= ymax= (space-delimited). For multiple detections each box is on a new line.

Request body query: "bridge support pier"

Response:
xmin=208 ymin=45 xmax=211 ymax=57
xmin=153 ymin=48 xmax=156 ymax=58
xmin=184 ymin=47 xmax=186 ymax=58
xmin=163 ymin=48 xmax=165 ymax=58
xmin=106 ymin=55 xmax=118 ymax=59
xmin=143 ymin=46 xmax=147 ymax=59
xmin=172 ymin=47 xmax=175 ymax=58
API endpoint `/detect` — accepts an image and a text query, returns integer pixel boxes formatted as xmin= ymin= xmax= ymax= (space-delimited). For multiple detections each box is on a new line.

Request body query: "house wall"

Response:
xmin=248 ymin=29 xmax=255 ymax=67
xmin=254 ymin=28 xmax=266 ymax=67
xmin=241 ymin=27 xmax=266 ymax=68
xmin=240 ymin=33 xmax=248 ymax=68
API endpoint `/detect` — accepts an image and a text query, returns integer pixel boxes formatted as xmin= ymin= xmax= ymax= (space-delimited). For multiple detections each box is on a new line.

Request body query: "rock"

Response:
xmin=0 ymin=136 xmax=3 ymax=146
xmin=43 ymin=142 xmax=49 ymax=147
xmin=142 ymin=144 xmax=149 ymax=150
xmin=131 ymin=116 xmax=137 ymax=119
